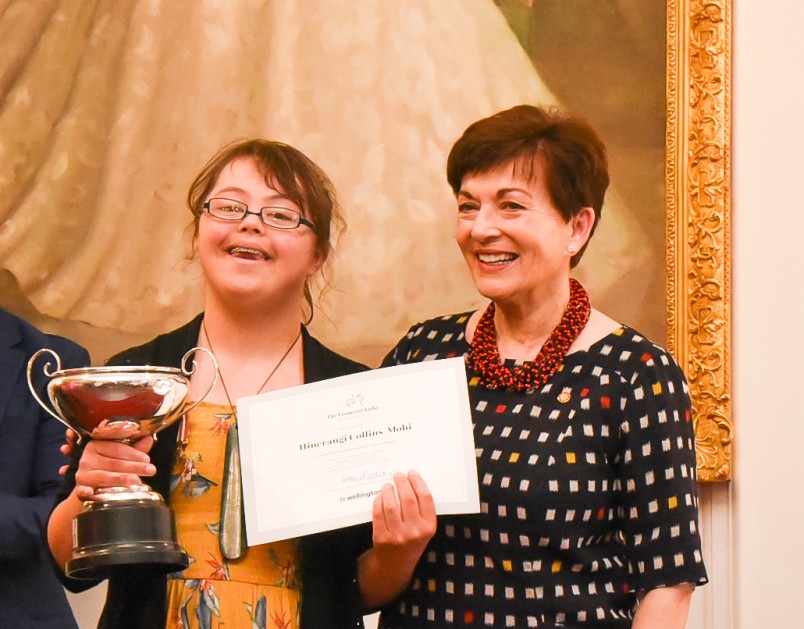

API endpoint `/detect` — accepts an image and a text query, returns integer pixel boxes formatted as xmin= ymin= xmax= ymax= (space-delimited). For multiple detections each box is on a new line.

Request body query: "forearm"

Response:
xmin=47 ymin=433 xmax=157 ymax=572
xmin=633 ymin=583 xmax=695 ymax=629
xmin=359 ymin=470 xmax=436 ymax=609
xmin=47 ymin=489 xmax=86 ymax=571
xmin=357 ymin=546 xmax=420 ymax=610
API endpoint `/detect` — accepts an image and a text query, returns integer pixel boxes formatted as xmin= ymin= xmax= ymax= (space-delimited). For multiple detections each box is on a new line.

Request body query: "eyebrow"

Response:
xmin=214 ymin=187 xmax=295 ymax=206
xmin=456 ymin=187 xmax=531 ymax=199
xmin=214 ymin=186 xmax=246 ymax=197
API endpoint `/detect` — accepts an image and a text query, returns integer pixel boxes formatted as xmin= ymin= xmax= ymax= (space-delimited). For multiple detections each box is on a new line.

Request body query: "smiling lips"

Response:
xmin=228 ymin=245 xmax=268 ymax=260
xmin=477 ymin=252 xmax=518 ymax=264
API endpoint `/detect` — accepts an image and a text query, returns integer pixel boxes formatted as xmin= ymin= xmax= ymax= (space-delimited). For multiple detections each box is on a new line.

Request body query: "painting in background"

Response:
xmin=0 ymin=0 xmax=666 ymax=366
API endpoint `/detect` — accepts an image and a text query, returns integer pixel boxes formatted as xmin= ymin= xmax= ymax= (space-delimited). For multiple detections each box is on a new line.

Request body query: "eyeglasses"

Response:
xmin=202 ymin=197 xmax=316 ymax=230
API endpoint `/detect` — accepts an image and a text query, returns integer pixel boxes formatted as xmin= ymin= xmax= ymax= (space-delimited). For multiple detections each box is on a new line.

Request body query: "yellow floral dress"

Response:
xmin=166 ymin=402 xmax=300 ymax=629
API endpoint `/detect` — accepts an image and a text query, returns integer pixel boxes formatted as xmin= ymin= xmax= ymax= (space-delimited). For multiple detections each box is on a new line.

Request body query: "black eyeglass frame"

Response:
xmin=202 ymin=197 xmax=316 ymax=231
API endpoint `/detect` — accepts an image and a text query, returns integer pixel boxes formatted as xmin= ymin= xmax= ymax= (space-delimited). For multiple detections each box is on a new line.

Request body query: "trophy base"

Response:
xmin=67 ymin=545 xmax=189 ymax=580
xmin=66 ymin=495 xmax=190 ymax=580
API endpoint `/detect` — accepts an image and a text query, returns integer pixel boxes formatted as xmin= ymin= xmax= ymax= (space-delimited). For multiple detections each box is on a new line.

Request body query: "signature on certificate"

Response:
xmin=341 ymin=469 xmax=392 ymax=484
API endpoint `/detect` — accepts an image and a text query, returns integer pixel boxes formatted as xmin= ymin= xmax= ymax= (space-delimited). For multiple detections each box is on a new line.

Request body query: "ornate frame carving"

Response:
xmin=666 ymin=0 xmax=732 ymax=481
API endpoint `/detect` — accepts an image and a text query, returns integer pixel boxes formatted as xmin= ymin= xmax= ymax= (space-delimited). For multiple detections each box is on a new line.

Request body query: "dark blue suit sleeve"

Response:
xmin=0 ymin=334 xmax=89 ymax=562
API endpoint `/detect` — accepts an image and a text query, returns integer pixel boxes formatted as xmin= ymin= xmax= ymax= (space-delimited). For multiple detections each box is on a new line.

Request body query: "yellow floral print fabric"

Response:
xmin=166 ymin=402 xmax=300 ymax=629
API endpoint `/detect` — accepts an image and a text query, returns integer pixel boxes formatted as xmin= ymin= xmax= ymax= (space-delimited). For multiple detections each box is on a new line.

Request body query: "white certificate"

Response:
xmin=237 ymin=357 xmax=479 ymax=545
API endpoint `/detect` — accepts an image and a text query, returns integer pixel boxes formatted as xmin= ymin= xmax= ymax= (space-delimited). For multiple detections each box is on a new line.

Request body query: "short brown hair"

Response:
xmin=446 ymin=105 xmax=609 ymax=267
xmin=187 ymin=139 xmax=342 ymax=322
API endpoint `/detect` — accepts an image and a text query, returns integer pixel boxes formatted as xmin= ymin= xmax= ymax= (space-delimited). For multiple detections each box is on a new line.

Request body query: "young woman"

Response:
xmin=49 ymin=140 xmax=369 ymax=628
xmin=359 ymin=105 xmax=708 ymax=628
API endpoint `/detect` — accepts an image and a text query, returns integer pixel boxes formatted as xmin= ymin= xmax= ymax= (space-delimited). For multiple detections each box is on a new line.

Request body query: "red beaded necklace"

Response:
xmin=467 ymin=278 xmax=591 ymax=392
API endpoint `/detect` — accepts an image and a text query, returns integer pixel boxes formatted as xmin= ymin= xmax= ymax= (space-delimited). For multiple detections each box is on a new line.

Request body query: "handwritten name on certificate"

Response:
xmin=237 ymin=357 xmax=479 ymax=545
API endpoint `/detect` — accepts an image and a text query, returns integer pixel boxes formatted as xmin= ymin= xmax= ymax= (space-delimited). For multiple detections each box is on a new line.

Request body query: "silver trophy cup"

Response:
xmin=28 ymin=348 xmax=217 ymax=579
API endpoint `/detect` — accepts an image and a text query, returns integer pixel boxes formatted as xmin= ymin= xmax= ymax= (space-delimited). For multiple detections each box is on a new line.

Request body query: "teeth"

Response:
xmin=229 ymin=246 xmax=266 ymax=259
xmin=478 ymin=252 xmax=516 ymax=263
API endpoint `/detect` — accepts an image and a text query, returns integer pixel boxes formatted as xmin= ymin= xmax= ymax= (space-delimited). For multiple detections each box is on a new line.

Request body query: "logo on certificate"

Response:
xmin=346 ymin=393 xmax=365 ymax=407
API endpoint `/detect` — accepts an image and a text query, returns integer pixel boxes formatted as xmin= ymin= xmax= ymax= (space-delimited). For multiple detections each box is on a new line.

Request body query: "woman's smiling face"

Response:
xmin=455 ymin=160 xmax=590 ymax=307
xmin=196 ymin=157 xmax=323 ymax=307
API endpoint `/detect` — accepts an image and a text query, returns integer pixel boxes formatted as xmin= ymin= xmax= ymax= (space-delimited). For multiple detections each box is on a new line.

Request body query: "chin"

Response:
xmin=472 ymin=282 xmax=512 ymax=303
xmin=216 ymin=280 xmax=269 ymax=300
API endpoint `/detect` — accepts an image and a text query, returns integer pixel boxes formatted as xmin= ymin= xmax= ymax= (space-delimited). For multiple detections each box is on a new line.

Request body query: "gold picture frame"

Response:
xmin=666 ymin=0 xmax=732 ymax=481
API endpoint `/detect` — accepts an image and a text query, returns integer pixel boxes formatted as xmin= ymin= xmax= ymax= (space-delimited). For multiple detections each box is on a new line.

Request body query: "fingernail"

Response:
xmin=145 ymin=464 xmax=156 ymax=475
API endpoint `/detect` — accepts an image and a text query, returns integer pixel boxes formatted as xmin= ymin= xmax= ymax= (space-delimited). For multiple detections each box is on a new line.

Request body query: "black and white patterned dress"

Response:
xmin=378 ymin=312 xmax=708 ymax=628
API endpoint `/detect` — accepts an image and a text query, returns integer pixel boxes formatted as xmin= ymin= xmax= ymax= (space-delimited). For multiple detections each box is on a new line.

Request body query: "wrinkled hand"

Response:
xmin=73 ymin=432 xmax=156 ymax=501
xmin=371 ymin=470 xmax=437 ymax=566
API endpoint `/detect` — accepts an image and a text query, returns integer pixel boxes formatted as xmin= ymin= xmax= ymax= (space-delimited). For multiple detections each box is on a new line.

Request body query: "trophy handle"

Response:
xmin=26 ymin=348 xmax=77 ymax=438
xmin=180 ymin=347 xmax=219 ymax=416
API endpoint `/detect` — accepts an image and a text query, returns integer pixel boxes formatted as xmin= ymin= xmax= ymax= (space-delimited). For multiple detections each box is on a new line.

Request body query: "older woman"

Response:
xmin=358 ymin=105 xmax=708 ymax=628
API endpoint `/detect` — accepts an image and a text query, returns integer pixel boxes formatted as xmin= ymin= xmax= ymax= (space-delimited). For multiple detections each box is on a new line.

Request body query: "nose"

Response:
xmin=237 ymin=210 xmax=266 ymax=233
xmin=470 ymin=205 xmax=503 ymax=240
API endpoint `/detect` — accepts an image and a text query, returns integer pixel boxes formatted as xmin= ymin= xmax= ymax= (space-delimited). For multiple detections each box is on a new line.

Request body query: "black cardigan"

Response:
xmin=56 ymin=314 xmax=372 ymax=628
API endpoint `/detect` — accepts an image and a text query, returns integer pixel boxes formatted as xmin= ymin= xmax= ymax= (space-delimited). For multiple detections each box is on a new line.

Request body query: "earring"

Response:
xmin=567 ymin=244 xmax=577 ymax=254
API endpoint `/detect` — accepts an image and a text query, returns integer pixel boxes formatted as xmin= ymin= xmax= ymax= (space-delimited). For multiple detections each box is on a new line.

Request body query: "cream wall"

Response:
xmin=730 ymin=0 xmax=804 ymax=627
xmin=66 ymin=2 xmax=804 ymax=627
